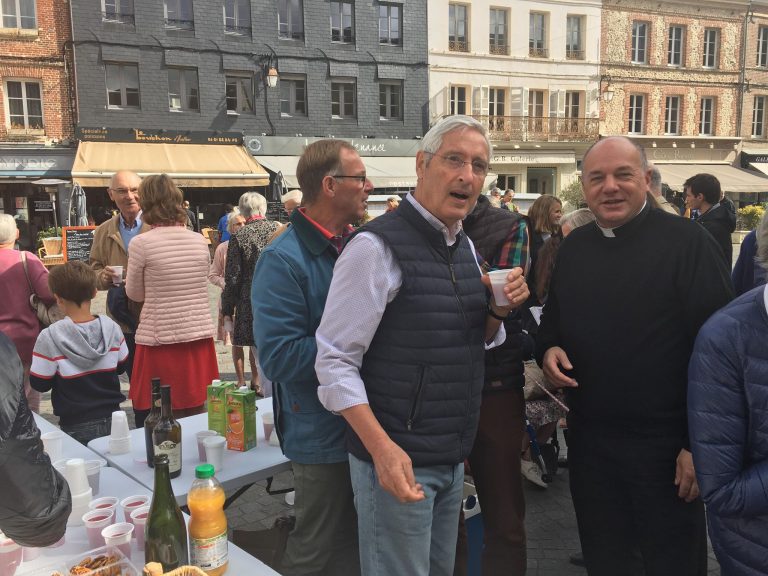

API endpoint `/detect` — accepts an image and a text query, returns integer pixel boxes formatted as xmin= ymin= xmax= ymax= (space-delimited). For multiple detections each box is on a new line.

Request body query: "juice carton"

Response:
xmin=225 ymin=387 xmax=257 ymax=451
xmin=207 ymin=381 xmax=237 ymax=436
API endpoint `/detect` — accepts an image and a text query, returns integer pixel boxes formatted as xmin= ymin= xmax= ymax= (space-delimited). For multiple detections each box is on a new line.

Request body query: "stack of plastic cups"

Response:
xmin=109 ymin=411 xmax=131 ymax=454
xmin=64 ymin=458 xmax=93 ymax=526
xmin=41 ymin=431 xmax=63 ymax=461
xmin=0 ymin=533 xmax=22 ymax=576
xmin=130 ymin=505 xmax=150 ymax=552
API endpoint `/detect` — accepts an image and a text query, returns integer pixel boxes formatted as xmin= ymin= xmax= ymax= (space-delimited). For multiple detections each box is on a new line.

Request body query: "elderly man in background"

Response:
xmin=385 ymin=196 xmax=400 ymax=213
xmin=316 ymin=115 xmax=529 ymax=576
xmin=648 ymin=164 xmax=679 ymax=215
xmin=90 ymin=170 xmax=149 ymax=378
xmin=282 ymin=190 xmax=303 ymax=217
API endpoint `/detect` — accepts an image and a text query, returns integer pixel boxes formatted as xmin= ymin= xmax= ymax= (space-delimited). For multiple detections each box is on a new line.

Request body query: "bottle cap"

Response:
xmin=195 ymin=464 xmax=215 ymax=478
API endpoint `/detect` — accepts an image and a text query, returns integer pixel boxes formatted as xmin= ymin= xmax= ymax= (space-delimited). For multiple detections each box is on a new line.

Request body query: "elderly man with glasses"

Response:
xmin=315 ymin=116 xmax=529 ymax=576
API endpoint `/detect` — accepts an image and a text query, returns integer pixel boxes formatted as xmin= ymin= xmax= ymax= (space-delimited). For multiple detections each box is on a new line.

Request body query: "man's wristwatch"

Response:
xmin=487 ymin=303 xmax=509 ymax=321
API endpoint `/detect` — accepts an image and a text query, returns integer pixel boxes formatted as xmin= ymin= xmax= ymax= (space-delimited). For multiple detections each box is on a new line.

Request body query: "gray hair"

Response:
xmin=649 ymin=165 xmax=662 ymax=195
xmin=560 ymin=208 xmax=596 ymax=230
xmin=238 ymin=192 xmax=267 ymax=219
xmin=421 ymin=115 xmax=492 ymax=162
xmin=225 ymin=207 xmax=242 ymax=234
xmin=281 ymin=189 xmax=303 ymax=204
xmin=0 ymin=214 xmax=17 ymax=245
xmin=756 ymin=210 xmax=768 ymax=271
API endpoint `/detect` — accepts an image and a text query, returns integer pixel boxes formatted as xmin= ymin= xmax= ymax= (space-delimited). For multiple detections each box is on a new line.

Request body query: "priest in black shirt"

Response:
xmin=537 ymin=136 xmax=733 ymax=576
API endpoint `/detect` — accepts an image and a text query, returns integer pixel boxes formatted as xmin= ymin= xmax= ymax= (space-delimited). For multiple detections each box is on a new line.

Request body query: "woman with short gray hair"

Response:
xmin=221 ymin=192 xmax=280 ymax=394
xmin=0 ymin=214 xmax=56 ymax=412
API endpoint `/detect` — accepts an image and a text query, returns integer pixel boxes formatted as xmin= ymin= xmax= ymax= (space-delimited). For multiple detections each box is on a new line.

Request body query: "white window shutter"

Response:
xmin=522 ymin=87 xmax=529 ymax=116
xmin=472 ymin=86 xmax=489 ymax=116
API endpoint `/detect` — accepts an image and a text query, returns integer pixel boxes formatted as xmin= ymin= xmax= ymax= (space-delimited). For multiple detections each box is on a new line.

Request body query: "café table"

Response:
xmin=33 ymin=413 xmax=107 ymax=466
xmin=17 ymin=467 xmax=281 ymax=576
xmin=88 ymin=399 xmax=291 ymax=506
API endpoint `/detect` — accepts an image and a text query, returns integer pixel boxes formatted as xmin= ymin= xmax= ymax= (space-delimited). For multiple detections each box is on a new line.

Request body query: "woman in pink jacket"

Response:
xmin=126 ymin=175 xmax=218 ymax=426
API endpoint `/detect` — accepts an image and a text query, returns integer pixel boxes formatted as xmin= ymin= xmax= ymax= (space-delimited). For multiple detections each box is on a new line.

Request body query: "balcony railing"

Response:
xmin=164 ymin=18 xmax=195 ymax=31
xmin=489 ymin=42 xmax=509 ymax=55
xmin=471 ymin=115 xmax=599 ymax=142
xmin=225 ymin=23 xmax=252 ymax=35
xmin=529 ymin=46 xmax=549 ymax=58
xmin=566 ymin=48 xmax=585 ymax=60
xmin=102 ymin=11 xmax=135 ymax=24
xmin=278 ymin=30 xmax=304 ymax=41
xmin=449 ymin=39 xmax=469 ymax=52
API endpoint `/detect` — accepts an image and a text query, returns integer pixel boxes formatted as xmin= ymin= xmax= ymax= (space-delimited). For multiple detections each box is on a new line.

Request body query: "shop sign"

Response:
xmin=76 ymin=127 xmax=243 ymax=145
xmin=34 ymin=200 xmax=53 ymax=212
xmin=244 ymin=135 xmax=421 ymax=157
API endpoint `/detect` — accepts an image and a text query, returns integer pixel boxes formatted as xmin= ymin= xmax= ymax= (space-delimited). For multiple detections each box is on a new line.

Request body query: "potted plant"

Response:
xmin=36 ymin=226 xmax=63 ymax=255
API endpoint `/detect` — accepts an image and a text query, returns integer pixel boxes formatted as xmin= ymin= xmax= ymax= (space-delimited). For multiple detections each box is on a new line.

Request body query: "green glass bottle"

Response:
xmin=152 ymin=385 xmax=182 ymax=478
xmin=145 ymin=454 xmax=188 ymax=571
xmin=144 ymin=377 xmax=162 ymax=469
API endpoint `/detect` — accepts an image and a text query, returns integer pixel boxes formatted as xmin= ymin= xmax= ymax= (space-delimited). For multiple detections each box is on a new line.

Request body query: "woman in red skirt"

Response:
xmin=126 ymin=174 xmax=218 ymax=427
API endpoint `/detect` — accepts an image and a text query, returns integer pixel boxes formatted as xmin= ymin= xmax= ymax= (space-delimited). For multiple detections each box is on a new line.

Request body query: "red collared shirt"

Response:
xmin=299 ymin=208 xmax=354 ymax=255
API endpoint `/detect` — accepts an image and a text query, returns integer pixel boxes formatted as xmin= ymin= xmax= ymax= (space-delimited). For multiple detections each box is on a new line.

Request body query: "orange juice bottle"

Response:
xmin=188 ymin=464 xmax=228 ymax=576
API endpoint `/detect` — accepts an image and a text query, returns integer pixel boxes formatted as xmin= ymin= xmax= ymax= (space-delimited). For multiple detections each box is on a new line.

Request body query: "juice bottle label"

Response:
xmin=155 ymin=440 xmax=181 ymax=474
xmin=190 ymin=532 xmax=228 ymax=570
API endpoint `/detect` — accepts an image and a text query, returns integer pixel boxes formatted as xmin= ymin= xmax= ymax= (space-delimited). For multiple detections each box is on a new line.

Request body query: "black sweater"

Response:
xmin=536 ymin=206 xmax=733 ymax=439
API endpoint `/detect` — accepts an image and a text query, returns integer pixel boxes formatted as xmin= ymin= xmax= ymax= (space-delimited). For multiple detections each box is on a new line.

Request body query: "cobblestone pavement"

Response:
xmin=36 ymin=285 xmax=722 ymax=575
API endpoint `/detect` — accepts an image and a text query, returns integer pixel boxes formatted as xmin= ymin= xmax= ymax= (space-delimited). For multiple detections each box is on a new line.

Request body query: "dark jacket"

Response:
xmin=688 ymin=286 xmax=768 ymax=576
xmin=349 ymin=201 xmax=487 ymax=466
xmin=0 ymin=332 xmax=71 ymax=547
xmin=698 ymin=203 xmax=736 ymax=269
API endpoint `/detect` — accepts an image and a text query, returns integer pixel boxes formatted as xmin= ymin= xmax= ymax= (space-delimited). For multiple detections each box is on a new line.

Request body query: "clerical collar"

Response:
xmin=597 ymin=200 xmax=647 ymax=238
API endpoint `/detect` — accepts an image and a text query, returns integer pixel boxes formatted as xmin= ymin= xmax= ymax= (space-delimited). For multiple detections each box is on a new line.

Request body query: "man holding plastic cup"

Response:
xmin=315 ymin=116 xmax=528 ymax=576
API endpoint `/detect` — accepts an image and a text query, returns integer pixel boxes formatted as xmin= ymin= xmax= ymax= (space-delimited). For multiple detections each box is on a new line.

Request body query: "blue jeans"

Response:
xmin=349 ymin=454 xmax=464 ymax=576
xmin=61 ymin=417 xmax=112 ymax=446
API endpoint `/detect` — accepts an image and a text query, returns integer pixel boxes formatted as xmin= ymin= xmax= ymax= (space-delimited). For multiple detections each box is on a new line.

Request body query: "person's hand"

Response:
xmin=542 ymin=347 xmax=578 ymax=388
xmin=370 ymin=439 xmax=425 ymax=503
xmin=675 ymin=448 xmax=699 ymax=502
xmin=100 ymin=266 xmax=115 ymax=287
xmin=480 ymin=267 xmax=529 ymax=312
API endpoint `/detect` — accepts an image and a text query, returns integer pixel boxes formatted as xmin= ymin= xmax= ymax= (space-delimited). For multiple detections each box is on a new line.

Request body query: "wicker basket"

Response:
xmin=42 ymin=236 xmax=62 ymax=255
xmin=143 ymin=563 xmax=208 ymax=576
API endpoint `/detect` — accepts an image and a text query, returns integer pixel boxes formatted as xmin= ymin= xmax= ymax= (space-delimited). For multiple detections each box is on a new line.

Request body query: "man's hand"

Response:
xmin=542 ymin=347 xmax=578 ymax=388
xmin=370 ymin=439 xmax=425 ymax=503
xmin=480 ymin=267 xmax=529 ymax=313
xmin=100 ymin=266 xmax=116 ymax=288
xmin=674 ymin=448 xmax=699 ymax=503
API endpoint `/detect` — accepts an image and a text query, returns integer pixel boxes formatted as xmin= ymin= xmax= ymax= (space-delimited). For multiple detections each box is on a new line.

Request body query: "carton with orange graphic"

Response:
xmin=207 ymin=381 xmax=237 ymax=436
xmin=225 ymin=387 xmax=257 ymax=451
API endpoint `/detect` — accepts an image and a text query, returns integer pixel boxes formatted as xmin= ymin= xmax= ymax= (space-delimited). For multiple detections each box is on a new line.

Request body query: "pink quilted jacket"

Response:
xmin=126 ymin=226 xmax=215 ymax=346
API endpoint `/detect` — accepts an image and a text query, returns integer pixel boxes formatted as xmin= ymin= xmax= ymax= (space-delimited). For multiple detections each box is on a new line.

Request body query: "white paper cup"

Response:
xmin=110 ymin=411 xmax=130 ymax=439
xmin=41 ymin=431 xmax=63 ymax=461
xmin=101 ymin=522 xmax=133 ymax=557
xmin=82 ymin=508 xmax=114 ymax=549
xmin=261 ymin=412 xmax=274 ymax=443
xmin=85 ymin=460 xmax=103 ymax=495
xmin=120 ymin=495 xmax=150 ymax=525
xmin=203 ymin=436 xmax=226 ymax=473
xmin=196 ymin=430 xmax=218 ymax=462
xmin=64 ymin=458 xmax=90 ymax=496
xmin=130 ymin=505 xmax=150 ymax=551
xmin=487 ymin=269 xmax=510 ymax=307
xmin=110 ymin=265 xmax=124 ymax=285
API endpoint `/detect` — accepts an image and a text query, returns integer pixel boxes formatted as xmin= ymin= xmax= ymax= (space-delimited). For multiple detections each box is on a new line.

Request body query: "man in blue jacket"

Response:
xmin=252 ymin=139 xmax=372 ymax=576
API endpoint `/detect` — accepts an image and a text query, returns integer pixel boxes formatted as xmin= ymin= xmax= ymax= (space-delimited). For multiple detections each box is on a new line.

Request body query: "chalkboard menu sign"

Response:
xmin=266 ymin=201 xmax=288 ymax=223
xmin=63 ymin=226 xmax=96 ymax=262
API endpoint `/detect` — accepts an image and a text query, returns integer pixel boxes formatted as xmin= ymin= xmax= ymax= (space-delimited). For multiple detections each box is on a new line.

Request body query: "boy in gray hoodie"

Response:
xmin=30 ymin=261 xmax=128 ymax=445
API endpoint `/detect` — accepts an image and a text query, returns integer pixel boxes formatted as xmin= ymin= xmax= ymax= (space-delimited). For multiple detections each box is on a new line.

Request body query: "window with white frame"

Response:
xmin=280 ymin=75 xmax=306 ymax=116
xmin=102 ymin=0 xmax=134 ymax=24
xmin=753 ymin=96 xmax=766 ymax=137
xmin=565 ymin=91 xmax=581 ymax=132
xmin=105 ymin=63 xmax=140 ymax=109
xmin=331 ymin=80 xmax=355 ymax=118
xmin=5 ymin=80 xmax=43 ymax=131
xmin=278 ymin=0 xmax=303 ymax=40
xmin=668 ymin=26 xmax=684 ymax=66
xmin=702 ymin=28 xmax=719 ymax=68
xmin=330 ymin=1 xmax=353 ymax=43
xmin=488 ymin=88 xmax=505 ymax=130
xmin=528 ymin=89 xmax=545 ymax=132
xmin=489 ymin=8 xmax=507 ymax=55
xmin=529 ymin=12 xmax=547 ymax=57
xmin=225 ymin=75 xmax=253 ymax=113
xmin=224 ymin=0 xmax=250 ymax=35
xmin=379 ymin=81 xmax=402 ymax=120
xmin=699 ymin=97 xmax=714 ymax=136
xmin=450 ymin=85 xmax=467 ymax=115
xmin=168 ymin=68 xmax=199 ymax=111
xmin=449 ymin=4 xmax=468 ymax=52
xmin=632 ymin=21 xmax=648 ymax=64
xmin=665 ymin=96 xmax=681 ymax=134
xmin=379 ymin=3 xmax=400 ymax=46
xmin=566 ymin=15 xmax=584 ymax=60
xmin=2 ymin=0 xmax=36 ymax=28
xmin=759 ymin=27 xmax=768 ymax=67
xmin=628 ymin=94 xmax=645 ymax=134
xmin=164 ymin=0 xmax=194 ymax=30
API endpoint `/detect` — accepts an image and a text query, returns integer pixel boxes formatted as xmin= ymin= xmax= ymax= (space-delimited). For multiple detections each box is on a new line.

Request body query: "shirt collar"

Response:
xmin=405 ymin=193 xmax=463 ymax=246
xmin=119 ymin=210 xmax=142 ymax=231
xmin=298 ymin=207 xmax=354 ymax=253
xmin=597 ymin=200 xmax=647 ymax=238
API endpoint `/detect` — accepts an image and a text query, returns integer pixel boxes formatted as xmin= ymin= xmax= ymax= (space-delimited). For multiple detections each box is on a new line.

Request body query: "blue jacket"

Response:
xmin=688 ymin=286 xmax=768 ymax=575
xmin=251 ymin=210 xmax=347 ymax=464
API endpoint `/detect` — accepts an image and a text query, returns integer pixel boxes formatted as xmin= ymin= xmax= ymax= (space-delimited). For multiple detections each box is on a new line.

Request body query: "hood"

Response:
xmin=701 ymin=203 xmax=737 ymax=233
xmin=45 ymin=316 xmax=123 ymax=369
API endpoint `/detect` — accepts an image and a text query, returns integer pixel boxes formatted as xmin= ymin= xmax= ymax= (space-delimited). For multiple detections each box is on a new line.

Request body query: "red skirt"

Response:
xmin=130 ymin=338 xmax=219 ymax=410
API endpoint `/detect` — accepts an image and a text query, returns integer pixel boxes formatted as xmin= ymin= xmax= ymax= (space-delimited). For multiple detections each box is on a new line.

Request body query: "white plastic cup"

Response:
xmin=130 ymin=505 xmax=150 ymax=552
xmin=22 ymin=547 xmax=41 ymax=562
xmin=101 ymin=522 xmax=133 ymax=557
xmin=52 ymin=458 xmax=68 ymax=475
xmin=89 ymin=496 xmax=119 ymax=523
xmin=64 ymin=458 xmax=90 ymax=495
xmin=110 ymin=266 xmax=124 ymax=285
xmin=261 ymin=412 xmax=274 ymax=443
xmin=487 ymin=269 xmax=511 ymax=307
xmin=110 ymin=411 xmax=130 ymax=439
xmin=120 ymin=495 xmax=150 ymax=525
xmin=0 ymin=535 xmax=22 ymax=576
xmin=203 ymin=435 xmax=226 ymax=473
xmin=269 ymin=433 xmax=280 ymax=447
xmin=82 ymin=508 xmax=114 ymax=549
xmin=41 ymin=431 xmax=63 ymax=462
xmin=85 ymin=460 xmax=103 ymax=495
xmin=196 ymin=430 xmax=218 ymax=462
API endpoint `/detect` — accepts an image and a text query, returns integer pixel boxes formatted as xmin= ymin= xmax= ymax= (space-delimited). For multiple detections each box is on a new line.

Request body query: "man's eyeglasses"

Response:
xmin=110 ymin=187 xmax=139 ymax=196
xmin=332 ymin=175 xmax=369 ymax=185
xmin=427 ymin=152 xmax=489 ymax=176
